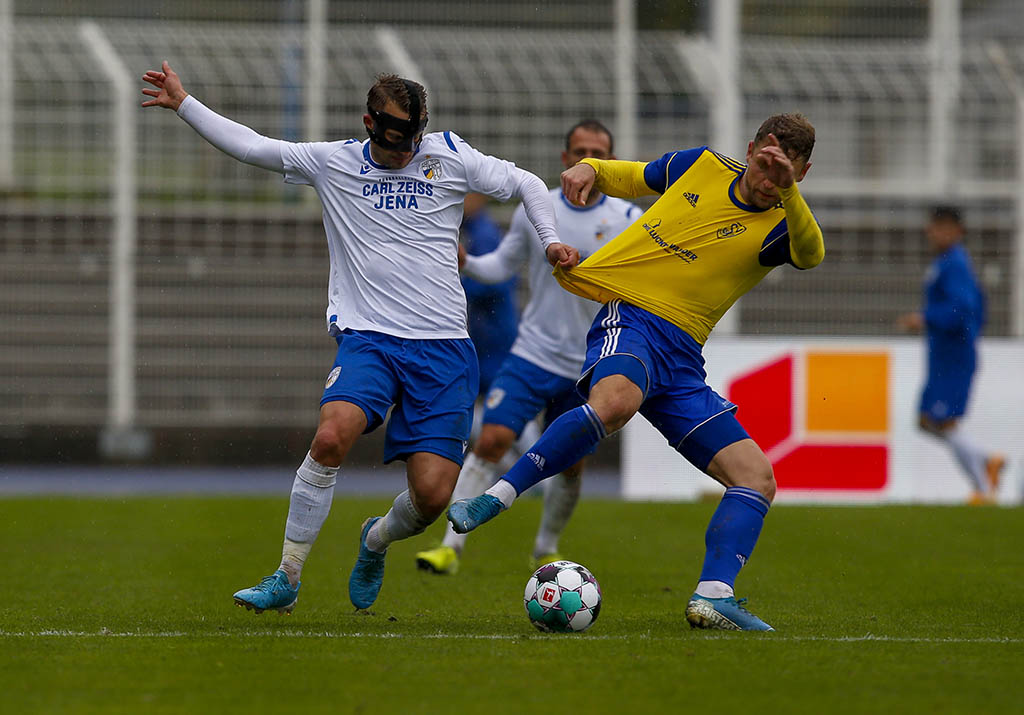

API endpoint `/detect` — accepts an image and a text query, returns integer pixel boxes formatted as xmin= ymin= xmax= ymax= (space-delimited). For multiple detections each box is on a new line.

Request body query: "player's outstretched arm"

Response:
xmin=508 ymin=168 xmax=579 ymax=269
xmin=546 ymin=242 xmax=579 ymax=269
xmin=141 ymin=61 xmax=188 ymax=111
xmin=565 ymin=158 xmax=656 ymax=203
xmin=897 ymin=312 xmax=924 ymax=332
xmin=777 ymin=183 xmax=824 ymax=269
xmin=141 ymin=61 xmax=285 ymax=174
xmin=461 ymin=210 xmax=532 ymax=284
xmin=561 ymin=162 xmax=598 ymax=206
xmin=462 ymin=139 xmax=577 ymax=269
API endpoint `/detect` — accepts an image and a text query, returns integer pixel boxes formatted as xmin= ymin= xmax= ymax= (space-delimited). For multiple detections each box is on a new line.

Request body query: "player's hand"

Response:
xmin=561 ymin=163 xmax=597 ymax=207
xmin=753 ymin=133 xmax=796 ymax=189
xmin=457 ymin=243 xmax=467 ymax=270
xmin=897 ymin=312 xmax=924 ymax=332
xmin=546 ymin=242 xmax=579 ymax=269
xmin=141 ymin=61 xmax=189 ymax=111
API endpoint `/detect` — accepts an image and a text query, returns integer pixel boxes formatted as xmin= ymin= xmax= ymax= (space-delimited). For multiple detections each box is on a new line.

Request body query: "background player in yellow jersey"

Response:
xmin=448 ymin=114 xmax=824 ymax=631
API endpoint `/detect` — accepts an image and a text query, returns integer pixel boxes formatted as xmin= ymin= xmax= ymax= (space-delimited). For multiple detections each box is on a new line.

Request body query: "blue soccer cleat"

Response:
xmin=348 ymin=516 xmax=387 ymax=610
xmin=233 ymin=569 xmax=299 ymax=615
xmin=447 ymin=494 xmax=505 ymax=534
xmin=685 ymin=593 xmax=774 ymax=631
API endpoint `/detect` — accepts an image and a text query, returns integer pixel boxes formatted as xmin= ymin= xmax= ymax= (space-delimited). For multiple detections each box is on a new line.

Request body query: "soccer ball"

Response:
xmin=523 ymin=560 xmax=602 ymax=633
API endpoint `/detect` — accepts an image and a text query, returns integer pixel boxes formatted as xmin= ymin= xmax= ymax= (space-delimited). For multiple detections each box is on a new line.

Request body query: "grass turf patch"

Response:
xmin=2 ymin=496 xmax=1021 ymax=713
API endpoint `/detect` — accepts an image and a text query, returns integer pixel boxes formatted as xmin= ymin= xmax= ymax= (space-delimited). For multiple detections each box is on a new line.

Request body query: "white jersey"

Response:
xmin=464 ymin=189 xmax=641 ymax=379
xmin=282 ymin=132 xmax=531 ymax=339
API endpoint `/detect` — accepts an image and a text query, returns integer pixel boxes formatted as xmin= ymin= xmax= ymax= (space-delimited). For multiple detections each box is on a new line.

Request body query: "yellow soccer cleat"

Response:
xmin=985 ymin=454 xmax=1005 ymax=493
xmin=415 ymin=545 xmax=459 ymax=575
xmin=529 ymin=552 xmax=563 ymax=571
xmin=967 ymin=491 xmax=995 ymax=506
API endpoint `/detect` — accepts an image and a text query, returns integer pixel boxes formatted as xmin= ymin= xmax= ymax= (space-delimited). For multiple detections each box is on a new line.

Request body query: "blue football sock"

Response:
xmin=699 ymin=487 xmax=771 ymax=588
xmin=502 ymin=404 xmax=606 ymax=495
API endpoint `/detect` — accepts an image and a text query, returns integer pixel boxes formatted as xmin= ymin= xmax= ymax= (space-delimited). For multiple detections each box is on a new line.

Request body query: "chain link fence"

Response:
xmin=1 ymin=1 xmax=1021 ymax=451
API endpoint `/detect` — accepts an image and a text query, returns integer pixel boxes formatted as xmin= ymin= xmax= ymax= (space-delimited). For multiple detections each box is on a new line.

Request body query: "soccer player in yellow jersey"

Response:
xmin=449 ymin=114 xmax=823 ymax=631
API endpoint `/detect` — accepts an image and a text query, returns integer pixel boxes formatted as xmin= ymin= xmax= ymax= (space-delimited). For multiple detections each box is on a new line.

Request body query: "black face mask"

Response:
xmin=366 ymin=79 xmax=428 ymax=153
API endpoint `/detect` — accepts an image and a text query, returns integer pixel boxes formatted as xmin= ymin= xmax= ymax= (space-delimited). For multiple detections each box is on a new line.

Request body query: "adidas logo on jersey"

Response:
xmin=527 ymin=452 xmax=546 ymax=471
xmin=683 ymin=192 xmax=699 ymax=207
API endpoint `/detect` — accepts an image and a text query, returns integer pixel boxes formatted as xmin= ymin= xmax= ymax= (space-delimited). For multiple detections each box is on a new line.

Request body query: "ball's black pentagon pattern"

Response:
xmin=523 ymin=560 xmax=602 ymax=634
xmin=535 ymin=563 xmax=561 ymax=583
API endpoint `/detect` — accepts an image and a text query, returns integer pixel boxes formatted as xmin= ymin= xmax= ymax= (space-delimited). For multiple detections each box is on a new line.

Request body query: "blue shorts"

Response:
xmin=919 ymin=375 xmax=973 ymax=422
xmin=482 ymin=354 xmax=588 ymax=439
xmin=578 ymin=300 xmax=749 ymax=473
xmin=321 ymin=329 xmax=479 ymax=465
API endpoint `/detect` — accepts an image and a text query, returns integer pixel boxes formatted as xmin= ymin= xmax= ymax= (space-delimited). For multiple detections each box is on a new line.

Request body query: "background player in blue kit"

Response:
xmin=898 ymin=206 xmax=1004 ymax=504
xmin=142 ymin=62 xmax=578 ymax=613
xmin=449 ymin=114 xmax=825 ymax=631
xmin=416 ymin=120 xmax=640 ymax=575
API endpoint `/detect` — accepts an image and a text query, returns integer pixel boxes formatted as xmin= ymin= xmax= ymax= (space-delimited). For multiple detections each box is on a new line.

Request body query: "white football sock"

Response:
xmin=695 ymin=580 xmax=734 ymax=599
xmin=442 ymin=453 xmax=499 ymax=553
xmin=942 ymin=425 xmax=987 ymax=492
xmin=279 ymin=452 xmax=338 ymax=585
xmin=366 ymin=489 xmax=433 ymax=554
xmin=532 ymin=471 xmax=582 ymax=558
xmin=485 ymin=479 xmax=518 ymax=509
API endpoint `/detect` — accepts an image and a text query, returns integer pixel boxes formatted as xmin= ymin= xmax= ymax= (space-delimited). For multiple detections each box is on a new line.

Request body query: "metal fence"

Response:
xmin=1 ymin=1 xmax=1022 ymax=448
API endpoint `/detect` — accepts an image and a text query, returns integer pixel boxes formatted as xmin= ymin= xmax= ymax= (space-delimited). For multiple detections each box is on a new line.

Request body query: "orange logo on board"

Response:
xmin=726 ymin=350 xmax=889 ymax=490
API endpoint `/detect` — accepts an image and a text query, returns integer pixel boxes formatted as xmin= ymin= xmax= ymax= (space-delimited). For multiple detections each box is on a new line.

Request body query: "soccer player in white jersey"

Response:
xmin=141 ymin=62 xmax=578 ymax=613
xmin=416 ymin=121 xmax=640 ymax=575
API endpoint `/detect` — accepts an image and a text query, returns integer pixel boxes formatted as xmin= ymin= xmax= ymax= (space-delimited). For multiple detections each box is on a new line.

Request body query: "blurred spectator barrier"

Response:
xmin=1 ymin=1 xmax=1021 ymax=453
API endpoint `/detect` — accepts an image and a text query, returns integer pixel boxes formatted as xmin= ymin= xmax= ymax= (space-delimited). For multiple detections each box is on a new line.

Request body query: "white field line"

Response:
xmin=0 ymin=630 xmax=1020 ymax=644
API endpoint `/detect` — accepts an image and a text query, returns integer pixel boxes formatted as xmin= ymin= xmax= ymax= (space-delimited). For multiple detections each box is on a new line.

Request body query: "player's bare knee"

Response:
xmin=309 ymin=430 xmax=341 ymax=465
xmin=588 ymin=376 xmax=643 ymax=433
xmin=309 ymin=423 xmax=358 ymax=466
xmin=412 ymin=486 xmax=449 ymax=520
xmin=918 ymin=415 xmax=949 ymax=437
xmin=713 ymin=443 xmax=775 ymax=502
xmin=474 ymin=428 xmax=513 ymax=463
xmin=741 ymin=451 xmax=775 ymax=502
xmin=758 ymin=464 xmax=777 ymax=503
xmin=589 ymin=393 xmax=637 ymax=433
xmin=733 ymin=462 xmax=775 ymax=502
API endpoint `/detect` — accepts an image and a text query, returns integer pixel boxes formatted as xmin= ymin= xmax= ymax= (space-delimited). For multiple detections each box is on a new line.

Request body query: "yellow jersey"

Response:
xmin=555 ymin=147 xmax=823 ymax=345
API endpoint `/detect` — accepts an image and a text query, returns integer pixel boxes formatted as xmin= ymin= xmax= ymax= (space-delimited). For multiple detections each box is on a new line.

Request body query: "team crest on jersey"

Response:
xmin=683 ymin=192 xmax=699 ymax=207
xmin=485 ymin=387 xmax=506 ymax=409
xmin=716 ymin=222 xmax=747 ymax=239
xmin=325 ymin=366 xmax=341 ymax=389
xmin=420 ymin=156 xmax=443 ymax=180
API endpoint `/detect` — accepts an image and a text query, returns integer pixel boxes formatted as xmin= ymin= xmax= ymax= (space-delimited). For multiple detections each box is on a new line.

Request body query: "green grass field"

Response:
xmin=2 ymin=496 xmax=1021 ymax=713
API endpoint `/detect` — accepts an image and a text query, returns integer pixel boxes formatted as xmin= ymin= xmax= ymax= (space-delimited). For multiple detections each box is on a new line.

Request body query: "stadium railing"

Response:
xmin=1 ymin=8 xmax=1021 ymax=445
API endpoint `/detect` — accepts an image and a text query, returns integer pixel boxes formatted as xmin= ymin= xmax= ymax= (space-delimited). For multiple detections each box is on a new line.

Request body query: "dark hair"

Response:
xmin=930 ymin=204 xmax=963 ymax=225
xmin=565 ymin=119 xmax=614 ymax=154
xmin=754 ymin=113 xmax=815 ymax=163
xmin=367 ymin=74 xmax=428 ymax=120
